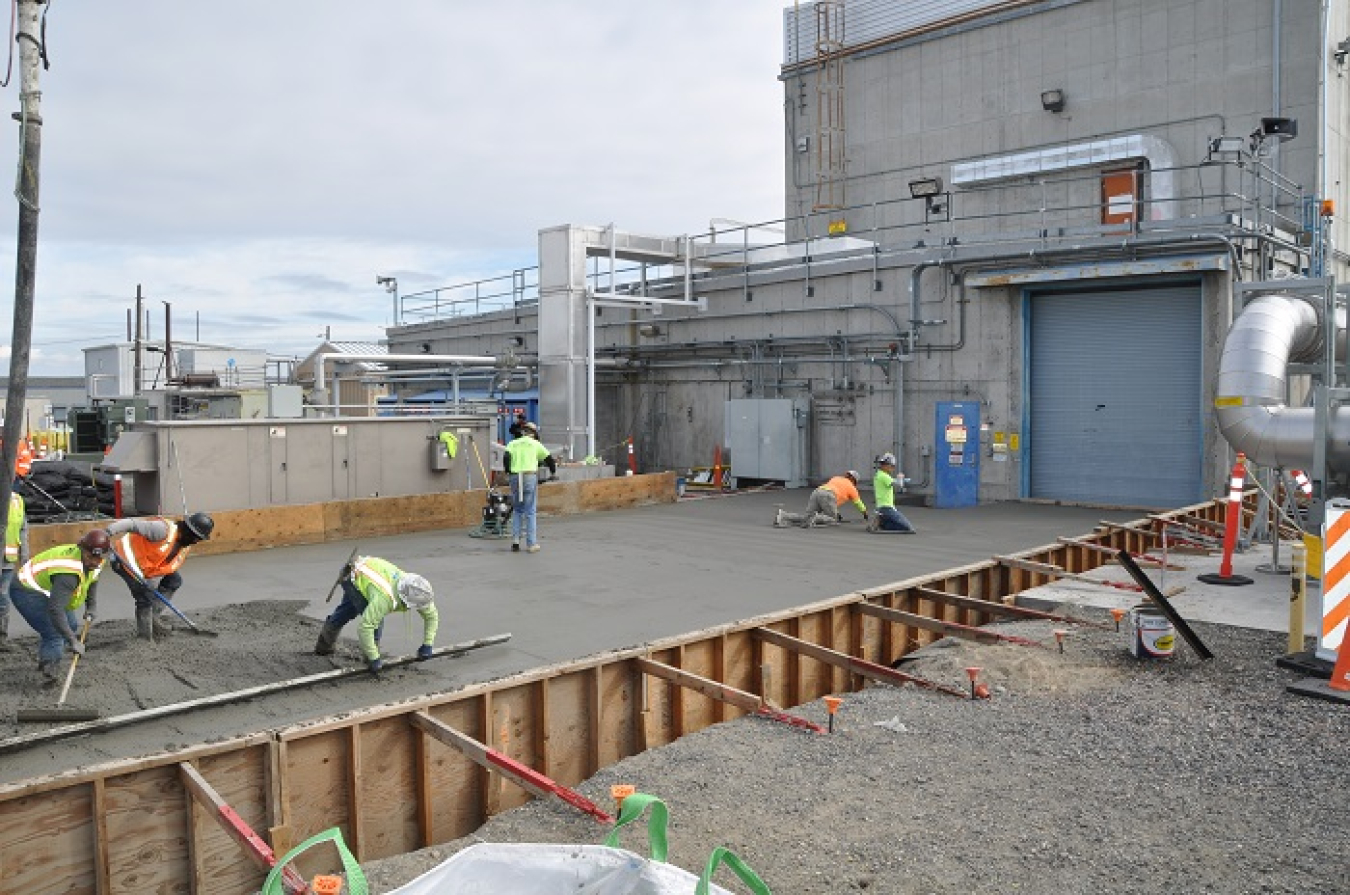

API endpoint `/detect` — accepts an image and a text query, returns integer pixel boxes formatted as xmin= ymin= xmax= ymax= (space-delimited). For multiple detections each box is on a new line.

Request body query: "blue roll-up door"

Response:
xmin=1028 ymin=283 xmax=1203 ymax=508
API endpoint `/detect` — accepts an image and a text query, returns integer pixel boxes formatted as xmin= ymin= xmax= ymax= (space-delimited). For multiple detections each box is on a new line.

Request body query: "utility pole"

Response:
xmin=1 ymin=1 xmax=47 ymax=548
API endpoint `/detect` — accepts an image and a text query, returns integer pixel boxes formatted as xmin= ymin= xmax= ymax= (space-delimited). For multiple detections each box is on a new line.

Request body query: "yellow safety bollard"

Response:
xmin=1289 ymin=543 xmax=1306 ymax=654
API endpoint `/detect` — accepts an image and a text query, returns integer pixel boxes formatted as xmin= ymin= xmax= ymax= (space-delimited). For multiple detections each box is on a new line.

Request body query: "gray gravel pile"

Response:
xmin=362 ymin=615 xmax=1349 ymax=895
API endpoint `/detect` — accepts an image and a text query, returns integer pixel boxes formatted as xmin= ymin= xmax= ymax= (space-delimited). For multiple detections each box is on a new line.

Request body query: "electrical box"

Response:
xmin=724 ymin=398 xmax=810 ymax=488
xmin=934 ymin=401 xmax=980 ymax=508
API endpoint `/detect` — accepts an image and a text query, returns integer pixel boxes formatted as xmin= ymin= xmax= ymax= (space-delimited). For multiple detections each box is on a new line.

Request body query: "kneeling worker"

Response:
xmin=106 ymin=512 xmax=215 ymax=640
xmin=315 ymin=555 xmax=438 ymax=674
xmin=869 ymin=453 xmax=917 ymax=533
xmin=776 ymin=471 xmax=870 ymax=528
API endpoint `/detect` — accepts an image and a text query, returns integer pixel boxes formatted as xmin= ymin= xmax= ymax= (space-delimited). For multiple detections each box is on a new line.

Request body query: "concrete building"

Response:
xmin=382 ymin=0 xmax=1350 ymax=510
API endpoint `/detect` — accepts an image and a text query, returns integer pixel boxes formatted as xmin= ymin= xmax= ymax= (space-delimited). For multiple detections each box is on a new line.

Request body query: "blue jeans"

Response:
xmin=510 ymin=473 xmax=539 ymax=547
xmin=10 ymin=585 xmax=80 ymax=664
xmin=877 ymin=505 xmax=916 ymax=532
xmin=323 ymin=580 xmax=383 ymax=642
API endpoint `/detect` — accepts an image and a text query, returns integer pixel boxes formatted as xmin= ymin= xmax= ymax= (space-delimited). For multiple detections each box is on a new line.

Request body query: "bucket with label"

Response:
xmin=1127 ymin=604 xmax=1175 ymax=659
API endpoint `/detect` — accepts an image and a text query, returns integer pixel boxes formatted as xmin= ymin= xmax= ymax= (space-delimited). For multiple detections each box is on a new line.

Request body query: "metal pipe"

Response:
xmin=1214 ymin=293 xmax=1350 ymax=470
xmin=313 ymin=352 xmax=496 ymax=415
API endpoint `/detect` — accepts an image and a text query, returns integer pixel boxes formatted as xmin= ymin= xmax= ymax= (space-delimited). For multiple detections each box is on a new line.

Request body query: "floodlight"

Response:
xmin=1040 ymin=89 xmax=1066 ymax=113
xmin=908 ymin=177 xmax=944 ymax=199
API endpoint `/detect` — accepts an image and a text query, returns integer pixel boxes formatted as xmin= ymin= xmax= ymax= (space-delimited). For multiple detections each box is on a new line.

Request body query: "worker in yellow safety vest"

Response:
xmin=1 ymin=479 xmax=30 ymax=650
xmin=106 ymin=512 xmax=215 ymax=640
xmin=503 ymin=420 xmax=556 ymax=553
xmin=314 ymin=555 xmax=439 ymax=675
xmin=10 ymin=530 xmax=110 ymax=682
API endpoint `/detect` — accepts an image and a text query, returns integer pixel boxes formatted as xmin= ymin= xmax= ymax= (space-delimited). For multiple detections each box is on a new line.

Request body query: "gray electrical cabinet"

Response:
xmin=724 ymin=398 xmax=810 ymax=487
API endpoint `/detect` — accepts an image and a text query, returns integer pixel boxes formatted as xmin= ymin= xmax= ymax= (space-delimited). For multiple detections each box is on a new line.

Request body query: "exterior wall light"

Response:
xmin=908 ymin=176 xmax=943 ymax=199
xmin=1040 ymin=89 xmax=1066 ymax=112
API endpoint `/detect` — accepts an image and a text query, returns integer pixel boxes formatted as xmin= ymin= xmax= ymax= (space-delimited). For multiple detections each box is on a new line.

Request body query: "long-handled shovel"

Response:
xmin=16 ymin=617 xmax=100 ymax=723
xmin=121 ymin=562 xmax=220 ymax=637
xmin=145 ymin=584 xmax=220 ymax=637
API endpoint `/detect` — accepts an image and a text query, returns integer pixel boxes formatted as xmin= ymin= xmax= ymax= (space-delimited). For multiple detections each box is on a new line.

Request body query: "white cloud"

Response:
xmin=0 ymin=1 xmax=789 ymax=375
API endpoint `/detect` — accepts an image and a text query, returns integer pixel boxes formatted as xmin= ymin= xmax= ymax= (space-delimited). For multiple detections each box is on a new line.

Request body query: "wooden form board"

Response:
xmin=29 ymin=472 xmax=678 ymax=556
xmin=0 ymin=497 xmax=1230 ymax=893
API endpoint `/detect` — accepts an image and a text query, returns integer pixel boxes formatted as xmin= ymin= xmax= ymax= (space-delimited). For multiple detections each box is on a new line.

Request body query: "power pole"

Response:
xmin=0 ymin=1 xmax=47 ymax=546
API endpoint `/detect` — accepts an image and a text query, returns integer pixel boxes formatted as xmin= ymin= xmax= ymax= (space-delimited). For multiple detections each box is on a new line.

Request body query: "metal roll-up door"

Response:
xmin=1028 ymin=283 xmax=1203 ymax=507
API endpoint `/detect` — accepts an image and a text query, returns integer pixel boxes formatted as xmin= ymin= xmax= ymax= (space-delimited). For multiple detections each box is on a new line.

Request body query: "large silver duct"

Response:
xmin=1215 ymin=294 xmax=1348 ymax=469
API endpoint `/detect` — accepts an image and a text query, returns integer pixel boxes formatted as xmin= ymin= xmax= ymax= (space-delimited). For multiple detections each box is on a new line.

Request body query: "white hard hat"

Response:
xmin=845 ymin=470 xmax=859 ymax=483
xmin=397 ymin=573 xmax=435 ymax=609
xmin=876 ymin=452 xmax=897 ymax=466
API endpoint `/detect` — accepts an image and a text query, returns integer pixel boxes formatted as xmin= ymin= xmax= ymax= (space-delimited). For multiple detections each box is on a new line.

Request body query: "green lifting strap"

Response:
xmin=697 ymin=845 xmax=773 ymax=895
xmin=602 ymin=792 xmax=670 ymax=863
xmin=262 ymin=827 xmax=368 ymax=895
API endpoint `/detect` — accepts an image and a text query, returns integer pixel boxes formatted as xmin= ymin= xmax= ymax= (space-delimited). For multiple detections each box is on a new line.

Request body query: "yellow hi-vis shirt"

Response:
xmin=18 ymin=544 xmax=103 ymax=611
xmin=350 ymin=556 xmax=439 ymax=661
xmin=4 ymin=492 xmax=25 ymax=566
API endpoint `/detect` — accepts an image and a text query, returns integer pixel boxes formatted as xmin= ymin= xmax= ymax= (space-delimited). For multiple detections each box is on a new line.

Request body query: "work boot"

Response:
xmin=38 ymin=659 xmax=59 ymax=682
xmin=314 ymin=622 xmax=342 ymax=656
xmin=151 ymin=608 xmax=173 ymax=639
xmin=511 ymin=540 xmax=520 ymax=552
xmin=135 ymin=607 xmax=156 ymax=641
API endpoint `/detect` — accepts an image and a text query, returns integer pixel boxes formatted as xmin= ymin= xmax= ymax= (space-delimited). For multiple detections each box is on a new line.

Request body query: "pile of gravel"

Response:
xmin=361 ymin=614 xmax=1348 ymax=895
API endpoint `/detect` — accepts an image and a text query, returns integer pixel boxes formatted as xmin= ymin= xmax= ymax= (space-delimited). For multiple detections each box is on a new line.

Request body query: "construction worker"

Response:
xmin=503 ymin=420 xmax=556 ymax=553
xmin=105 ymin=512 xmax=215 ymax=640
xmin=10 ymin=529 xmax=110 ymax=682
xmin=869 ymin=453 xmax=917 ymax=534
xmin=775 ymin=470 xmax=870 ymax=528
xmin=314 ymin=555 xmax=438 ymax=675
xmin=1 ymin=475 xmax=30 ymax=651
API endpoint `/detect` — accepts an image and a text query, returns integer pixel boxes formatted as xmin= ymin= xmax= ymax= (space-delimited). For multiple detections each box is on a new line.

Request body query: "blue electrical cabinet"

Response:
xmin=934 ymin=401 xmax=980 ymax=508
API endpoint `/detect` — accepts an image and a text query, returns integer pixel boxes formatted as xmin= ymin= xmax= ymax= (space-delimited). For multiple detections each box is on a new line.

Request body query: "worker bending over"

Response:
xmin=10 ymin=530 xmax=109 ymax=682
xmin=776 ymin=471 xmax=870 ymax=528
xmin=315 ymin=555 xmax=439 ymax=675
xmin=106 ymin=512 xmax=215 ymax=640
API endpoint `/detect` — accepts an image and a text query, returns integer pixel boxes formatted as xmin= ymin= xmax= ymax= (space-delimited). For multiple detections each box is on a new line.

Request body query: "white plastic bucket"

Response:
xmin=1128 ymin=605 xmax=1175 ymax=659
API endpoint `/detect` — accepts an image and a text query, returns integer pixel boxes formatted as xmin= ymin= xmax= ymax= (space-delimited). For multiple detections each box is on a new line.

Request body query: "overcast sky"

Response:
xmin=0 ymin=2 xmax=789 ymax=376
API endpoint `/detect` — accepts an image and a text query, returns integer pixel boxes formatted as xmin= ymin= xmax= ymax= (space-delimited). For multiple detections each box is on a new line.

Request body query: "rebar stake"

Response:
xmin=822 ymin=695 xmax=843 ymax=733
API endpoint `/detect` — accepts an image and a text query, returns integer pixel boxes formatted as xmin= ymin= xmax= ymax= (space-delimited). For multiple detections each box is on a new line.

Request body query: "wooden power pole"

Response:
xmin=1 ymin=1 xmax=48 ymax=540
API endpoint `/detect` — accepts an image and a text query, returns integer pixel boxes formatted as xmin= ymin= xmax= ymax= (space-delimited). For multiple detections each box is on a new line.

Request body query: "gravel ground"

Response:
xmin=359 ymin=615 xmax=1350 ymax=895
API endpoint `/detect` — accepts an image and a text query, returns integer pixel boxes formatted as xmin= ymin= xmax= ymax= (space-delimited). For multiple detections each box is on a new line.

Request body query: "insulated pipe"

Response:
xmin=1214 ymin=293 xmax=1349 ymax=470
xmin=313 ymin=352 xmax=496 ymax=415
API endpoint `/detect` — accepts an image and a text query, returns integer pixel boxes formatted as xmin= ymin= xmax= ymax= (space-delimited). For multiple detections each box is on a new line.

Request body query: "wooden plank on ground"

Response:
xmin=914 ymin=586 xmax=1112 ymax=629
xmin=635 ymin=657 xmax=764 ymax=714
xmin=409 ymin=712 xmax=613 ymax=824
xmin=994 ymin=555 xmax=1185 ymax=597
xmin=752 ymin=627 xmax=969 ymax=698
xmin=178 ymin=761 xmax=307 ymax=894
xmin=857 ymin=602 xmax=1046 ymax=648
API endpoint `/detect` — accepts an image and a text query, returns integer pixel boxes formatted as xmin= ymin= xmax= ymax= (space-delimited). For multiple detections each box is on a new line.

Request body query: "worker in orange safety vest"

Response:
xmin=105 ymin=512 xmax=215 ymax=640
xmin=774 ymin=471 xmax=870 ymax=528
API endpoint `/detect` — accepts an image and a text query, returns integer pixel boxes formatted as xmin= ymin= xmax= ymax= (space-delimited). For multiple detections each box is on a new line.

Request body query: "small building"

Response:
xmin=295 ymin=341 xmax=389 ymax=418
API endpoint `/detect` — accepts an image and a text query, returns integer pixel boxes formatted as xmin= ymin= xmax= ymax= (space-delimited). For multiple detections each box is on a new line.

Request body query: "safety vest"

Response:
xmin=114 ymin=517 xmax=192 ymax=580
xmin=15 ymin=438 xmax=33 ymax=477
xmin=351 ymin=556 xmax=401 ymax=610
xmin=505 ymin=436 xmax=551 ymax=474
xmin=17 ymin=544 xmax=103 ymax=610
xmin=4 ymin=493 xmax=23 ymax=564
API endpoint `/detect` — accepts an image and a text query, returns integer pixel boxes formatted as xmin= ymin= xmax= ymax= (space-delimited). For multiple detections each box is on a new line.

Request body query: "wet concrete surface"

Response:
xmin=0 ymin=489 xmax=1164 ymax=783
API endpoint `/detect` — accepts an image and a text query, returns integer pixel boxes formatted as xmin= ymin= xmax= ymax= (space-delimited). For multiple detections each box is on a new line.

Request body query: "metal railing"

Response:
xmin=399 ymin=157 xmax=1314 ymax=325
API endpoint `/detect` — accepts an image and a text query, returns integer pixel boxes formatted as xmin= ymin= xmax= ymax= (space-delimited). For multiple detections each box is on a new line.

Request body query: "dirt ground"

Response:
xmin=357 ymin=617 xmax=1350 ymax=895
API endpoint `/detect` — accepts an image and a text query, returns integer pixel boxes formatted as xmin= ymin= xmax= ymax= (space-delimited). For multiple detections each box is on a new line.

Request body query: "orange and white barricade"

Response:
xmin=1289 ymin=469 xmax=1313 ymax=499
xmin=1319 ymin=504 xmax=1350 ymax=677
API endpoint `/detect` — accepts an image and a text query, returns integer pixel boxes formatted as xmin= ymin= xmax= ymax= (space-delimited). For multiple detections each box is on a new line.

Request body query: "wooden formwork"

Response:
xmin=0 ymin=499 xmax=1224 ymax=894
